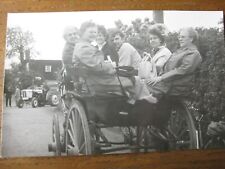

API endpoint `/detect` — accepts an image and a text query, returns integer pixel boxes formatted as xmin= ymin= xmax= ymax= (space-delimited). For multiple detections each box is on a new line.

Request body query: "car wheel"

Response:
xmin=51 ymin=94 xmax=59 ymax=106
xmin=32 ymin=97 xmax=39 ymax=108
xmin=17 ymin=99 xmax=24 ymax=108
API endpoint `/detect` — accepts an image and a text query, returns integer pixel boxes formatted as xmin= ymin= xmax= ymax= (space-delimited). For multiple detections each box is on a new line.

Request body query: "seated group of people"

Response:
xmin=62 ymin=21 xmax=202 ymax=107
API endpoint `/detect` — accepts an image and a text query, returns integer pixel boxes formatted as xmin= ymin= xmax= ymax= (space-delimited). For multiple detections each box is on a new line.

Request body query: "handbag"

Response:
xmin=116 ymin=66 xmax=137 ymax=77
xmin=138 ymin=55 xmax=157 ymax=79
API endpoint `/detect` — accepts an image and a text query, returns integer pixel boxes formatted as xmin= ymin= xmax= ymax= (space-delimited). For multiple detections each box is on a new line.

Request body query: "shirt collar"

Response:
xmin=152 ymin=45 xmax=165 ymax=55
xmin=97 ymin=41 xmax=106 ymax=50
xmin=180 ymin=44 xmax=197 ymax=51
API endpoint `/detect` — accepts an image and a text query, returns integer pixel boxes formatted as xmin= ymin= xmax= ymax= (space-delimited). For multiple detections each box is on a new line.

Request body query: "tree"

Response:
xmin=5 ymin=27 xmax=37 ymax=89
xmin=6 ymin=27 xmax=35 ymax=71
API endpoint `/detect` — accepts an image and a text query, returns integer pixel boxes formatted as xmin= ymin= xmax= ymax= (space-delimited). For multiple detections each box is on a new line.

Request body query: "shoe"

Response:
xmin=127 ymin=98 xmax=135 ymax=105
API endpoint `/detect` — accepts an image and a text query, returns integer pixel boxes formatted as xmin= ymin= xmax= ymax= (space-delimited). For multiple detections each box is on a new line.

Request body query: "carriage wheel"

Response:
xmin=65 ymin=99 xmax=92 ymax=155
xmin=52 ymin=113 xmax=61 ymax=156
xmin=167 ymin=102 xmax=198 ymax=150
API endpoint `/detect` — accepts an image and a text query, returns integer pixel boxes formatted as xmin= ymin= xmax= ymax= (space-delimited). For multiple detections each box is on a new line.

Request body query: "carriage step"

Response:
xmin=95 ymin=142 xmax=111 ymax=147
xmin=119 ymin=112 xmax=129 ymax=115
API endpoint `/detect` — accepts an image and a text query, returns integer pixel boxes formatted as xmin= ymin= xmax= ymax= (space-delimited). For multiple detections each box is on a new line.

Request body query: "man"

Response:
xmin=62 ymin=26 xmax=79 ymax=65
xmin=5 ymin=85 xmax=13 ymax=107
xmin=112 ymin=30 xmax=142 ymax=69
xmin=62 ymin=26 xmax=79 ymax=90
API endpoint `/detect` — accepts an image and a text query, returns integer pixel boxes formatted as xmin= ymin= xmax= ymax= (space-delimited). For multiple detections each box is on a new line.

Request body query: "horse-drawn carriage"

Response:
xmin=48 ymin=68 xmax=199 ymax=156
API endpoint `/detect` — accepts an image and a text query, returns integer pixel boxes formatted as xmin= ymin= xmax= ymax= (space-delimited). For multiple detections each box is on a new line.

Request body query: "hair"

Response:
xmin=97 ymin=25 xmax=108 ymax=40
xmin=63 ymin=26 xmax=78 ymax=40
xmin=180 ymin=27 xmax=199 ymax=44
xmin=111 ymin=30 xmax=125 ymax=39
xmin=149 ymin=28 xmax=165 ymax=44
xmin=79 ymin=21 xmax=96 ymax=36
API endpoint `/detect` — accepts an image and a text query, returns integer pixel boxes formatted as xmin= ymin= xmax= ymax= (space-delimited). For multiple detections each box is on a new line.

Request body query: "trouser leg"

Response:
xmin=9 ymin=96 xmax=12 ymax=107
xmin=6 ymin=95 xmax=9 ymax=107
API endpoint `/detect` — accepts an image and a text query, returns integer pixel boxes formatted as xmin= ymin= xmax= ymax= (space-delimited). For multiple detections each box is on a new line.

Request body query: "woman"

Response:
xmin=96 ymin=25 xmax=119 ymax=66
xmin=72 ymin=21 xmax=134 ymax=98
xmin=146 ymin=27 xmax=202 ymax=100
xmin=148 ymin=24 xmax=171 ymax=76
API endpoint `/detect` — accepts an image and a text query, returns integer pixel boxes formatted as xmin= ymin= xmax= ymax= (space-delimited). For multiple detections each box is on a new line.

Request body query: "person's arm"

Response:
xmin=147 ymin=50 xmax=202 ymax=86
xmin=62 ymin=43 xmax=74 ymax=65
xmin=154 ymin=49 xmax=172 ymax=73
xmin=160 ymin=51 xmax=202 ymax=81
xmin=132 ymin=48 xmax=142 ymax=69
xmin=118 ymin=44 xmax=132 ymax=67
xmin=73 ymin=44 xmax=115 ymax=75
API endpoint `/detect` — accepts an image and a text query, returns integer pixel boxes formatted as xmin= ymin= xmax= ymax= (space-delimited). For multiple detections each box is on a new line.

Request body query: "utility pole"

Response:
xmin=153 ymin=10 xmax=164 ymax=23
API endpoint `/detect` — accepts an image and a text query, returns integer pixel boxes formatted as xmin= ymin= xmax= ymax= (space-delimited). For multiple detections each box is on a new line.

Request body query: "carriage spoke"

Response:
xmin=168 ymin=126 xmax=179 ymax=139
xmin=65 ymin=101 xmax=92 ymax=155
xmin=67 ymin=144 xmax=74 ymax=149
xmin=68 ymin=129 xmax=77 ymax=146
xmin=178 ymin=127 xmax=188 ymax=139
xmin=69 ymin=119 xmax=77 ymax=141
xmin=75 ymin=111 xmax=83 ymax=146
xmin=71 ymin=109 xmax=76 ymax=127
xmin=67 ymin=145 xmax=79 ymax=155
xmin=75 ymin=109 xmax=82 ymax=129
xmin=80 ymin=143 xmax=85 ymax=152
xmin=52 ymin=122 xmax=56 ymax=141
xmin=69 ymin=107 xmax=86 ymax=152
xmin=78 ymin=126 xmax=85 ymax=147
xmin=53 ymin=135 xmax=56 ymax=142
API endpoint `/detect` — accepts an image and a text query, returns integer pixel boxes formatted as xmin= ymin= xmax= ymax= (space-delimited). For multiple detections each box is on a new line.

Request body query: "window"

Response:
xmin=45 ymin=65 xmax=52 ymax=72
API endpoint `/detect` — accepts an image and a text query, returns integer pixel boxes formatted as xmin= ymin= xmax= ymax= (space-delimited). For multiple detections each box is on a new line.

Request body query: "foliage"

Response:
xmin=6 ymin=27 xmax=35 ymax=71
xmin=110 ymin=17 xmax=154 ymax=55
xmin=155 ymin=27 xmax=225 ymax=120
xmin=5 ymin=27 xmax=37 ymax=90
xmin=193 ymin=27 xmax=225 ymax=120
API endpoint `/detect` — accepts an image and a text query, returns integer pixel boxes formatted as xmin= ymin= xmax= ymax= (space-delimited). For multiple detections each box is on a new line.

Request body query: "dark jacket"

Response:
xmin=62 ymin=42 xmax=75 ymax=65
xmin=101 ymin=42 xmax=119 ymax=65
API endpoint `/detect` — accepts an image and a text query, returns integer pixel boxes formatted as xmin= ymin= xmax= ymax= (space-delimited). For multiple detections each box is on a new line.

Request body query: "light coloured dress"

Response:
xmin=151 ymin=46 xmax=172 ymax=75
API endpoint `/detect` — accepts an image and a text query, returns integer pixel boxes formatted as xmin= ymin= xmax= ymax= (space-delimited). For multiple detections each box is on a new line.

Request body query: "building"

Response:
xmin=29 ymin=60 xmax=62 ymax=80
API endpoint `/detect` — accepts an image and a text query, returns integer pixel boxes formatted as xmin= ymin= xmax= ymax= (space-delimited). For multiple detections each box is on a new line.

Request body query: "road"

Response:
xmin=2 ymin=103 xmax=59 ymax=157
xmin=1 ymin=99 xmax=126 ymax=157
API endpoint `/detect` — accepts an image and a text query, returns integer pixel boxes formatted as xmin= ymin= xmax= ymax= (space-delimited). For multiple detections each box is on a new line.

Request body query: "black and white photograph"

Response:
xmin=2 ymin=10 xmax=225 ymax=157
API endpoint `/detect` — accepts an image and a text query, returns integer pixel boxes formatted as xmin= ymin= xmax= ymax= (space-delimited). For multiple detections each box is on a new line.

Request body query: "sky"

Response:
xmin=5 ymin=10 xmax=223 ymax=67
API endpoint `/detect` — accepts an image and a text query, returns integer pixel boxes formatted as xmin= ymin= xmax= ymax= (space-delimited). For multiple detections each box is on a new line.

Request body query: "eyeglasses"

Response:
xmin=68 ymin=33 xmax=77 ymax=36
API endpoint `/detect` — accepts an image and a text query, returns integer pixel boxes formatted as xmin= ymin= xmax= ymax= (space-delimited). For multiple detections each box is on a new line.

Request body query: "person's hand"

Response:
xmin=146 ymin=76 xmax=162 ymax=86
xmin=143 ymin=52 xmax=151 ymax=59
xmin=104 ymin=61 xmax=116 ymax=74
xmin=111 ymin=61 xmax=116 ymax=68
